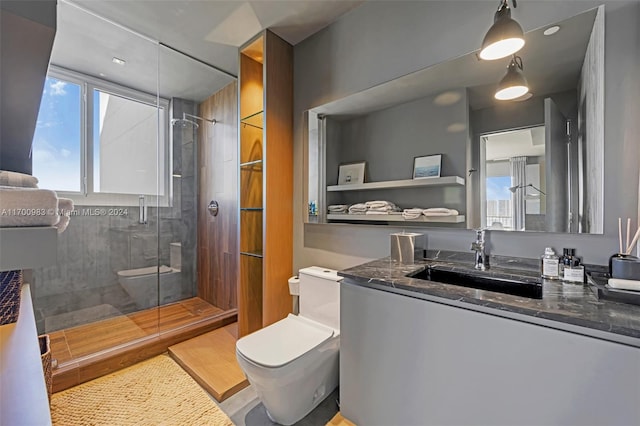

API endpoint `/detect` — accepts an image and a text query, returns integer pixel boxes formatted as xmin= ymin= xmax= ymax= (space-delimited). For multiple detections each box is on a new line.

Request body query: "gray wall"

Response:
xmin=293 ymin=1 xmax=640 ymax=270
xmin=32 ymin=99 xmax=199 ymax=333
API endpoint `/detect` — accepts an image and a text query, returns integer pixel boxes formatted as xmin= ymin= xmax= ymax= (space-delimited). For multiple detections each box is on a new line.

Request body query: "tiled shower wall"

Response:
xmin=33 ymin=98 xmax=198 ymax=333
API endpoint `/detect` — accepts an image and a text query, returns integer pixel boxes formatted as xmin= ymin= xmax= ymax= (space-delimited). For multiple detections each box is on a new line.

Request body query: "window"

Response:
xmin=32 ymin=77 xmax=83 ymax=192
xmin=32 ymin=67 xmax=169 ymax=205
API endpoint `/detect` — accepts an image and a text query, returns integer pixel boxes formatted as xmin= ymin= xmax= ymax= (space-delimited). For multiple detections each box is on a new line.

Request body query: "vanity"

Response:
xmin=338 ymin=253 xmax=640 ymax=425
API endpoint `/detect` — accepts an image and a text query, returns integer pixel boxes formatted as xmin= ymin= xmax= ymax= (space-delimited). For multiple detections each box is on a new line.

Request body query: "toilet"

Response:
xmin=117 ymin=242 xmax=182 ymax=310
xmin=236 ymin=266 xmax=342 ymax=425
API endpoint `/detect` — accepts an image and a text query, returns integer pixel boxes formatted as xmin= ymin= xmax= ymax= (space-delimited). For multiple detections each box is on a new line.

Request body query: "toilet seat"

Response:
xmin=236 ymin=314 xmax=336 ymax=368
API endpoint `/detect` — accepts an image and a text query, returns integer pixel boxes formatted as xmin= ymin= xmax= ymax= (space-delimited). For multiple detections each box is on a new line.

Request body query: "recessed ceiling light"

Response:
xmin=112 ymin=57 xmax=126 ymax=65
xmin=434 ymin=91 xmax=462 ymax=106
xmin=543 ymin=26 xmax=560 ymax=36
xmin=447 ymin=123 xmax=467 ymax=133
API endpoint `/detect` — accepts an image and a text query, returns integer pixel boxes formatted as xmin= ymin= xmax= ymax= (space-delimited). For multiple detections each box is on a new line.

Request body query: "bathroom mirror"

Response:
xmin=306 ymin=6 xmax=604 ymax=234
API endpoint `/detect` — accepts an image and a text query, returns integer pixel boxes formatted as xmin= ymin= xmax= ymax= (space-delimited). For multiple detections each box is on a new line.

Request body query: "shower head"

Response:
xmin=170 ymin=112 xmax=215 ymax=129
xmin=171 ymin=118 xmax=199 ymax=129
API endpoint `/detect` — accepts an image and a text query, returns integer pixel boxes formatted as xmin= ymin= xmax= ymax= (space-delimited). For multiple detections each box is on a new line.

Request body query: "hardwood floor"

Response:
xmin=49 ymin=298 xmax=236 ymax=392
xmin=327 ymin=412 xmax=357 ymax=426
xmin=169 ymin=323 xmax=249 ymax=402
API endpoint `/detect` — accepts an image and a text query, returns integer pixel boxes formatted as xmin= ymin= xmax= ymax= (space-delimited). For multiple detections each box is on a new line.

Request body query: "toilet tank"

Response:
xmin=298 ymin=266 xmax=342 ymax=331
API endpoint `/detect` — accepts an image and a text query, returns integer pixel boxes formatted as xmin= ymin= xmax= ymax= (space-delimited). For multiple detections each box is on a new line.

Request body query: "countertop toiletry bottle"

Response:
xmin=559 ymin=248 xmax=571 ymax=279
xmin=563 ymin=249 xmax=584 ymax=283
xmin=541 ymin=247 xmax=560 ymax=280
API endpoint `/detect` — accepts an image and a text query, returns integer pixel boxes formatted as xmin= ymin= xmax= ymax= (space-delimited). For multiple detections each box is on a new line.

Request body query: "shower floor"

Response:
xmin=49 ymin=297 xmax=236 ymax=392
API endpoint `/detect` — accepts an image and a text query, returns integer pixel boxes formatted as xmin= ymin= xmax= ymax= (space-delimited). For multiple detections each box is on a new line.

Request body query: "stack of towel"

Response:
xmin=422 ymin=208 xmax=459 ymax=217
xmin=365 ymin=201 xmax=399 ymax=215
xmin=348 ymin=203 xmax=368 ymax=214
xmin=0 ymin=170 xmax=74 ymax=233
xmin=401 ymin=207 xmax=459 ymax=220
xmin=402 ymin=208 xmax=424 ymax=220
xmin=328 ymin=204 xmax=349 ymax=214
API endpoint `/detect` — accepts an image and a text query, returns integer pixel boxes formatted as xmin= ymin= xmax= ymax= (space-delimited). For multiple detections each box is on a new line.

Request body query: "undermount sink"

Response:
xmin=408 ymin=266 xmax=543 ymax=299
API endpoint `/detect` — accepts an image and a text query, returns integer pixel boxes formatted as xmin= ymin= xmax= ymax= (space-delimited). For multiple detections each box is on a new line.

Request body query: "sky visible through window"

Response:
xmin=32 ymin=77 xmax=81 ymax=191
xmin=486 ymin=176 xmax=511 ymax=200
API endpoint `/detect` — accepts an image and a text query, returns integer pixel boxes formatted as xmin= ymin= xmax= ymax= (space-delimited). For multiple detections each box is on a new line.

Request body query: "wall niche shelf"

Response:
xmin=327 ymin=214 xmax=465 ymax=223
xmin=327 ymin=176 xmax=464 ymax=192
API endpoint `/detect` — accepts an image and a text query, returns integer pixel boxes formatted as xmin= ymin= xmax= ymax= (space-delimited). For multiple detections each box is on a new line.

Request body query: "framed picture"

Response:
xmin=413 ymin=154 xmax=442 ymax=179
xmin=338 ymin=161 xmax=366 ymax=185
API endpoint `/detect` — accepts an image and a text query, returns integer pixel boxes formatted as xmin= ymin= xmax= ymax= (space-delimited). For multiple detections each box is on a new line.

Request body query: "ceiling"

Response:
xmin=52 ymin=0 xmax=363 ymax=101
xmin=313 ymin=7 xmax=598 ymax=116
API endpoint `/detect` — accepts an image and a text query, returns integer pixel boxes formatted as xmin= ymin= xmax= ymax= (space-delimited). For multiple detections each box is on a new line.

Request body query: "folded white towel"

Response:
xmin=0 ymin=186 xmax=59 ymax=227
xmin=365 ymin=210 xmax=389 ymax=215
xmin=402 ymin=208 xmax=424 ymax=220
xmin=423 ymin=208 xmax=459 ymax=217
xmin=608 ymin=278 xmax=640 ymax=292
xmin=0 ymin=170 xmax=38 ymax=188
xmin=348 ymin=203 xmax=368 ymax=214
xmin=328 ymin=204 xmax=348 ymax=213
xmin=365 ymin=200 xmax=393 ymax=209
xmin=55 ymin=198 xmax=74 ymax=234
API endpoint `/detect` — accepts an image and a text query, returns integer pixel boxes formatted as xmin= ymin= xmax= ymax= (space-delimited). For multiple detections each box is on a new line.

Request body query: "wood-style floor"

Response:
xmin=327 ymin=412 xmax=357 ymax=426
xmin=169 ymin=322 xmax=249 ymax=402
xmin=50 ymin=297 xmax=237 ymax=392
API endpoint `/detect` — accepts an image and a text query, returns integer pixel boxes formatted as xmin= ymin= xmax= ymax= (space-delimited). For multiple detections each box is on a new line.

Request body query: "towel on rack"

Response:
xmin=422 ymin=208 xmax=459 ymax=217
xmin=0 ymin=170 xmax=39 ymax=188
xmin=365 ymin=210 xmax=390 ymax=215
xmin=348 ymin=203 xmax=368 ymax=214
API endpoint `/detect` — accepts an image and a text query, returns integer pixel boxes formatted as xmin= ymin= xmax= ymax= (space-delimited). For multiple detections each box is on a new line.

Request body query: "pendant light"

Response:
xmin=495 ymin=55 xmax=529 ymax=100
xmin=479 ymin=0 xmax=525 ymax=60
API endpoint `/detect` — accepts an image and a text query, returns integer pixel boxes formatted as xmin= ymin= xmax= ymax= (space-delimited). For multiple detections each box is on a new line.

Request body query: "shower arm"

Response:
xmin=182 ymin=113 xmax=216 ymax=125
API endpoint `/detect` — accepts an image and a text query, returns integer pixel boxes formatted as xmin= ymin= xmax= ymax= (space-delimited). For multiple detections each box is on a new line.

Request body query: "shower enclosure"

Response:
xmin=31 ymin=1 xmax=237 ymax=390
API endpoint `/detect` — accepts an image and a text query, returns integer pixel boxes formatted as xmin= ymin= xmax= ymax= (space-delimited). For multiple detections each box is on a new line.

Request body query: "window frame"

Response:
xmin=46 ymin=66 xmax=171 ymax=207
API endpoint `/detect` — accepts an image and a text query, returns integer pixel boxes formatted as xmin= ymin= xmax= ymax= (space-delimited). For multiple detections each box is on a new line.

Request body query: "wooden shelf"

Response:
xmin=0 ymin=284 xmax=52 ymax=426
xmin=327 ymin=176 xmax=464 ymax=192
xmin=240 ymin=251 xmax=263 ymax=258
xmin=240 ymin=110 xmax=263 ymax=129
xmin=327 ymin=214 xmax=465 ymax=223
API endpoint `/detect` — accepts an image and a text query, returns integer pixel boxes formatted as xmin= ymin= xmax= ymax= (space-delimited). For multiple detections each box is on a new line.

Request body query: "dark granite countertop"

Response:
xmin=339 ymin=250 xmax=640 ymax=346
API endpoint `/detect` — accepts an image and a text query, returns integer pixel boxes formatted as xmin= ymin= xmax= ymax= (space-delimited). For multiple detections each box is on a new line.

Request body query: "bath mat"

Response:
xmin=50 ymin=354 xmax=234 ymax=426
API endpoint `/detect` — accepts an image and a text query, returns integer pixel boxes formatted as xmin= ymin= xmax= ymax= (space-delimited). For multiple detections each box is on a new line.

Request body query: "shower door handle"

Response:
xmin=208 ymin=200 xmax=219 ymax=217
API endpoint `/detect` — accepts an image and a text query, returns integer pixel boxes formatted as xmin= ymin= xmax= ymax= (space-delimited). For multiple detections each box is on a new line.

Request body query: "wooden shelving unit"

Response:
xmin=327 ymin=176 xmax=465 ymax=192
xmin=238 ymin=31 xmax=293 ymax=338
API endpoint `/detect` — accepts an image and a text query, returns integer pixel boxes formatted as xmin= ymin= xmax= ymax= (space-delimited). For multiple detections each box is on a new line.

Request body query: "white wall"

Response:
xmin=292 ymin=1 xmax=640 ymax=271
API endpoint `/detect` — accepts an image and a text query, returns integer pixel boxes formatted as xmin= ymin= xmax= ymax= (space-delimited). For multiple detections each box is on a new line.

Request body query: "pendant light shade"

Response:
xmin=479 ymin=0 xmax=525 ymax=60
xmin=495 ymin=55 xmax=529 ymax=100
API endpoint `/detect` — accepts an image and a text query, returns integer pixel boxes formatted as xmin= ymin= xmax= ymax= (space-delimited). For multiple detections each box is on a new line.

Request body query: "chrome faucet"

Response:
xmin=470 ymin=229 xmax=488 ymax=270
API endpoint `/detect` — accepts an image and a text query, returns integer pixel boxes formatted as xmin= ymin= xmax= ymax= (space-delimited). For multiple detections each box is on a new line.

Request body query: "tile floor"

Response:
xmin=214 ymin=384 xmax=340 ymax=426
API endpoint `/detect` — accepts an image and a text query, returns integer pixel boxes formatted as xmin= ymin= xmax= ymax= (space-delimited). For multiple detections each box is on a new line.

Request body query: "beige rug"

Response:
xmin=51 ymin=354 xmax=234 ymax=426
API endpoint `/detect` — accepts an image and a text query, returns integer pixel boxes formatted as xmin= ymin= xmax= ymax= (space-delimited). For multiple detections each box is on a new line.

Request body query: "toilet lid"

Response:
xmin=236 ymin=314 xmax=335 ymax=368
